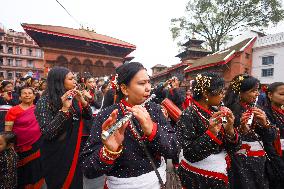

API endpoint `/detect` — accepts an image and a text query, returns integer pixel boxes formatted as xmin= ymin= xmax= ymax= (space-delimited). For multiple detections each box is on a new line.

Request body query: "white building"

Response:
xmin=252 ymin=32 xmax=284 ymax=84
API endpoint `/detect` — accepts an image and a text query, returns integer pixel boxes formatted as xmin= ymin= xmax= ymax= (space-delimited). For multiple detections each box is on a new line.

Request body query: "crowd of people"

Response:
xmin=0 ymin=62 xmax=283 ymax=189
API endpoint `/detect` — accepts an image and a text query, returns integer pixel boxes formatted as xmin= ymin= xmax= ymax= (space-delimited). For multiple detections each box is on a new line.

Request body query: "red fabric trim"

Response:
xmin=225 ymin=154 xmax=231 ymax=170
xmin=23 ymin=25 xmax=136 ymax=49
xmin=192 ymin=100 xmax=213 ymax=115
xmin=62 ymin=102 xmax=84 ymax=189
xmin=180 ymin=160 xmax=228 ymax=184
xmin=182 ymin=96 xmax=192 ymax=110
xmin=104 ymin=179 xmax=109 ymax=189
xmin=147 ymin=122 xmax=158 ymax=142
xmin=24 ymin=178 xmax=45 ymax=189
xmin=232 ymin=128 xmax=239 ymax=144
xmin=272 ymin=105 xmax=284 ymax=115
xmin=18 ymin=150 xmax=40 ymax=167
xmin=99 ymin=147 xmax=115 ymax=165
xmin=16 ymin=145 xmax=32 ymax=153
xmin=121 ymin=98 xmax=133 ymax=108
xmin=273 ymin=128 xmax=282 ymax=157
xmin=240 ymin=144 xmax=265 ymax=157
xmin=169 ymin=88 xmax=174 ymax=96
xmin=206 ymin=130 xmax=223 ymax=145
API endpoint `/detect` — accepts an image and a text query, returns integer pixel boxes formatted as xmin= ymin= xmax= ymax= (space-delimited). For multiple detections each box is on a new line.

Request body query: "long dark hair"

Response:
xmin=191 ymin=72 xmax=225 ymax=101
xmin=104 ymin=62 xmax=146 ymax=106
xmin=45 ymin=67 xmax=70 ymax=111
xmin=224 ymin=74 xmax=259 ymax=127
xmin=263 ymin=82 xmax=284 ymax=123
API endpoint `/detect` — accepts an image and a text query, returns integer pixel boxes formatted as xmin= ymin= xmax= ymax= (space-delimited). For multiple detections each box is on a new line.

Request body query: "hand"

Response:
xmin=102 ymin=109 xmax=128 ymax=152
xmin=240 ymin=111 xmax=252 ymax=133
xmin=208 ymin=111 xmax=223 ymax=136
xmin=251 ymin=107 xmax=269 ymax=128
xmin=163 ymin=79 xmax=171 ymax=88
xmin=221 ymin=107 xmax=235 ymax=135
xmin=2 ymin=92 xmax=11 ymax=101
xmin=171 ymin=78 xmax=179 ymax=89
xmin=82 ymin=90 xmax=92 ymax=100
xmin=73 ymin=89 xmax=88 ymax=107
xmin=61 ymin=90 xmax=75 ymax=111
xmin=127 ymin=105 xmax=154 ymax=136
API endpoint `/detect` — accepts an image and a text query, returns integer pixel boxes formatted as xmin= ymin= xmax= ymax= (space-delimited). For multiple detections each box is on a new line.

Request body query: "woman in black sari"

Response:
xmin=177 ymin=73 xmax=241 ymax=189
xmin=81 ymin=62 xmax=178 ymax=189
xmin=224 ymin=74 xmax=276 ymax=189
xmin=262 ymin=82 xmax=284 ymax=189
xmin=35 ymin=67 xmax=92 ymax=189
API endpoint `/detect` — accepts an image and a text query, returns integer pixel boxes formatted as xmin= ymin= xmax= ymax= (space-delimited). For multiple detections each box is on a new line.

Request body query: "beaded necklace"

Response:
xmin=191 ymin=100 xmax=225 ymax=137
xmin=272 ymin=105 xmax=284 ymax=125
xmin=119 ymin=99 xmax=143 ymax=140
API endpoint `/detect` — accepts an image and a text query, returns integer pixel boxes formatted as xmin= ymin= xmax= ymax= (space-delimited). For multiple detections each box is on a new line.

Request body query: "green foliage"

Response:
xmin=170 ymin=0 xmax=284 ymax=52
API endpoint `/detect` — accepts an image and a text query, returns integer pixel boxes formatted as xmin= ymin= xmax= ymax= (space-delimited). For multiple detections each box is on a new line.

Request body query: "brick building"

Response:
xmin=22 ymin=24 xmax=136 ymax=77
xmin=0 ymin=26 xmax=44 ymax=80
xmin=151 ymin=38 xmax=211 ymax=87
xmin=185 ymin=38 xmax=256 ymax=86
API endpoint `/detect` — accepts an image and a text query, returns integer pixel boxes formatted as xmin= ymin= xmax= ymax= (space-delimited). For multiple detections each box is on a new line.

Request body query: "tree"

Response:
xmin=170 ymin=0 xmax=284 ymax=52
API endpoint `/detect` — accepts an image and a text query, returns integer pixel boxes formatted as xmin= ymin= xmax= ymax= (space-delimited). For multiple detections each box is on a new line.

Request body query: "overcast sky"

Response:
xmin=1 ymin=0 xmax=284 ymax=75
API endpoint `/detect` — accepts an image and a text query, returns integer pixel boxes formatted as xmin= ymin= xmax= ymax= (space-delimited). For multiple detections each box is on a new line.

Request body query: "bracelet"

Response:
xmin=102 ymin=146 xmax=122 ymax=161
xmin=59 ymin=109 xmax=70 ymax=117
xmin=59 ymin=108 xmax=69 ymax=113
xmin=102 ymin=145 xmax=123 ymax=161
xmin=104 ymin=145 xmax=123 ymax=155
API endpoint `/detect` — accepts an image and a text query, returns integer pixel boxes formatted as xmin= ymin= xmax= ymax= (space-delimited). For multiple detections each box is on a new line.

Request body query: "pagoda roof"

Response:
xmin=22 ymin=23 xmax=136 ymax=49
xmin=185 ymin=37 xmax=256 ymax=73
xmin=151 ymin=64 xmax=168 ymax=69
xmin=182 ymin=38 xmax=205 ymax=46
xmin=176 ymin=47 xmax=212 ymax=58
xmin=151 ymin=62 xmax=188 ymax=79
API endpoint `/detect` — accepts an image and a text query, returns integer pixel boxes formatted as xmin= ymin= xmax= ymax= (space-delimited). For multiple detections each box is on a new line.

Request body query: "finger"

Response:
xmin=102 ymin=117 xmax=113 ymax=131
xmin=110 ymin=109 xmax=118 ymax=125
xmin=136 ymin=105 xmax=148 ymax=114
xmin=211 ymin=111 xmax=224 ymax=118
xmin=102 ymin=109 xmax=118 ymax=131
xmin=132 ymin=110 xmax=145 ymax=123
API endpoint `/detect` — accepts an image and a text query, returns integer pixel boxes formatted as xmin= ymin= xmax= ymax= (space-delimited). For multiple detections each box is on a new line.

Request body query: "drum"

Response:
xmin=161 ymin=98 xmax=182 ymax=122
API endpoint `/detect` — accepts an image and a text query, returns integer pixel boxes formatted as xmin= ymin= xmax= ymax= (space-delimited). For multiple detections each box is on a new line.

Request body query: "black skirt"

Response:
xmin=17 ymin=139 xmax=44 ymax=189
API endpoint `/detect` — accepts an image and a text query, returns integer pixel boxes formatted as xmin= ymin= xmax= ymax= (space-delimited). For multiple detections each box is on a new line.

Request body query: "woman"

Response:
xmin=0 ymin=81 xmax=19 ymax=132
xmin=224 ymin=74 xmax=276 ymax=189
xmin=79 ymin=74 xmax=97 ymax=146
xmin=262 ymin=82 xmax=284 ymax=189
xmin=81 ymin=62 xmax=179 ymax=189
xmin=35 ymin=67 xmax=93 ymax=189
xmin=5 ymin=87 xmax=43 ymax=189
xmin=177 ymin=73 xmax=241 ymax=189
xmin=38 ymin=79 xmax=47 ymax=96
xmin=0 ymin=131 xmax=17 ymax=189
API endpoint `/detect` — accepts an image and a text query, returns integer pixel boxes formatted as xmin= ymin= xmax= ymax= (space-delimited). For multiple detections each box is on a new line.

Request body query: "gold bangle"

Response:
xmin=104 ymin=145 xmax=123 ymax=155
